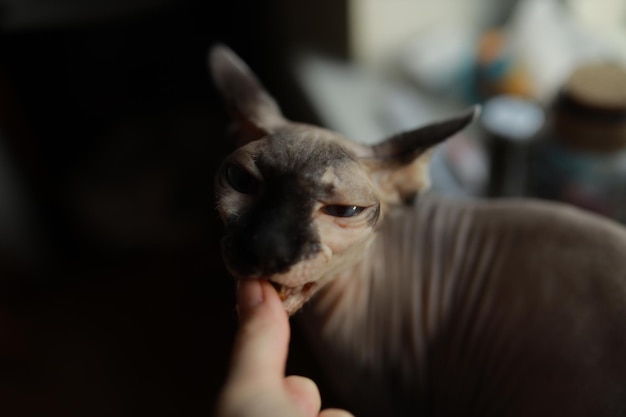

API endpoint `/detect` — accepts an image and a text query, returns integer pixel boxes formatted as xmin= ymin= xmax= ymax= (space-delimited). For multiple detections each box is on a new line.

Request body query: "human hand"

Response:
xmin=217 ymin=279 xmax=353 ymax=417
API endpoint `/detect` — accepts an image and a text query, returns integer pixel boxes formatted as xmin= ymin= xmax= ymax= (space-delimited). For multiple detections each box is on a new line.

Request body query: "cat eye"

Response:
xmin=225 ymin=163 xmax=260 ymax=194
xmin=323 ymin=205 xmax=365 ymax=218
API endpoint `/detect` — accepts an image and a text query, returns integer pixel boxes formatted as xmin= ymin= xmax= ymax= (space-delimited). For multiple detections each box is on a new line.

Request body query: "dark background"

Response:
xmin=0 ymin=1 xmax=335 ymax=415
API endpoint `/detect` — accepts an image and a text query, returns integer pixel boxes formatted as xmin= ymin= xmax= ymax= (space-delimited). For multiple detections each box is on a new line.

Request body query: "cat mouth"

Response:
xmin=267 ymin=280 xmax=317 ymax=314
xmin=268 ymin=280 xmax=315 ymax=300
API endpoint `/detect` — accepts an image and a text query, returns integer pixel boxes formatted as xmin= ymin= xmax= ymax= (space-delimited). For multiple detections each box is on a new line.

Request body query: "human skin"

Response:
xmin=216 ymin=279 xmax=353 ymax=417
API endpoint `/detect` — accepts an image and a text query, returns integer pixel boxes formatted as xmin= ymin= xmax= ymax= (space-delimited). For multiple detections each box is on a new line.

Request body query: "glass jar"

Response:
xmin=527 ymin=62 xmax=626 ymax=224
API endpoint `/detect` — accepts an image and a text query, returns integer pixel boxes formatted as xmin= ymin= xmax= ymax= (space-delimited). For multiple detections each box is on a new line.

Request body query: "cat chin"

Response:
xmin=230 ymin=271 xmax=320 ymax=315
xmin=268 ymin=280 xmax=318 ymax=315
xmin=226 ymin=245 xmax=332 ymax=314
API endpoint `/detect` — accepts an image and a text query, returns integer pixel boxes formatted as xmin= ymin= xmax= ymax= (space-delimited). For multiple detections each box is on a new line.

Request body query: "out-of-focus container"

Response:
xmin=528 ymin=62 xmax=626 ymax=223
xmin=481 ymin=95 xmax=545 ymax=197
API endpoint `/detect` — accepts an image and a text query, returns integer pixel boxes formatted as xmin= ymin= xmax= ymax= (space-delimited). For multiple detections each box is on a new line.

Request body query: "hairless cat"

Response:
xmin=210 ymin=45 xmax=626 ymax=417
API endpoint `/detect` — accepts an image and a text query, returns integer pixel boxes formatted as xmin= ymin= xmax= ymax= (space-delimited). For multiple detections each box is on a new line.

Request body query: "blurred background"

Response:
xmin=0 ymin=0 xmax=625 ymax=415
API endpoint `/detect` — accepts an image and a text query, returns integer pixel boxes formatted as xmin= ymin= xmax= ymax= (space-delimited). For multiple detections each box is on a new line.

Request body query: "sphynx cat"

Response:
xmin=210 ymin=45 xmax=626 ymax=417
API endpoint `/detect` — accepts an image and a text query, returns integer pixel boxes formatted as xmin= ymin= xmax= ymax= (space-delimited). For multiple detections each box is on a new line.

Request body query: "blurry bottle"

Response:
xmin=527 ymin=62 xmax=626 ymax=223
xmin=481 ymin=95 xmax=545 ymax=197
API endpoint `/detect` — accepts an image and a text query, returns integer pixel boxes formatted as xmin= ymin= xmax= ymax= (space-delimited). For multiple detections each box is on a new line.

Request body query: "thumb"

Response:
xmin=227 ymin=279 xmax=291 ymax=386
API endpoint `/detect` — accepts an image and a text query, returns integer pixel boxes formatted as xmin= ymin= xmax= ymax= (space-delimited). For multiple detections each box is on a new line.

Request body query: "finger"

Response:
xmin=228 ymin=279 xmax=290 ymax=385
xmin=284 ymin=375 xmax=321 ymax=417
xmin=319 ymin=409 xmax=355 ymax=417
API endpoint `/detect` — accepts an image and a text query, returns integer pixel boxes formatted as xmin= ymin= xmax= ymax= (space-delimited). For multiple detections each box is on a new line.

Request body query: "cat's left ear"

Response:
xmin=209 ymin=44 xmax=287 ymax=146
xmin=368 ymin=106 xmax=480 ymax=203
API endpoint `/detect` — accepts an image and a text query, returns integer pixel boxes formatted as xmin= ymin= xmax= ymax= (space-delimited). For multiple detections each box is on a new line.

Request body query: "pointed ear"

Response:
xmin=372 ymin=106 xmax=480 ymax=164
xmin=369 ymin=106 xmax=480 ymax=203
xmin=209 ymin=44 xmax=287 ymax=145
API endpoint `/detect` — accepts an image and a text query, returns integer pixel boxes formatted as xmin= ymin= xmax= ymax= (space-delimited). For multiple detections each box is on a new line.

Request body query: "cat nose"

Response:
xmin=247 ymin=232 xmax=296 ymax=274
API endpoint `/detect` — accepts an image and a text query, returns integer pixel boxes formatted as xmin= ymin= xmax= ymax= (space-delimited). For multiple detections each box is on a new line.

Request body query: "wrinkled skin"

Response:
xmin=210 ymin=45 xmax=626 ymax=416
xmin=302 ymin=195 xmax=626 ymax=417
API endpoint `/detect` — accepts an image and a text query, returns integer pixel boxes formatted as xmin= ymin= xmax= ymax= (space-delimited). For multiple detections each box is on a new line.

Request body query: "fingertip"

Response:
xmin=236 ymin=279 xmax=287 ymax=323
xmin=236 ymin=279 xmax=264 ymax=321
xmin=238 ymin=279 xmax=263 ymax=305
xmin=228 ymin=280 xmax=291 ymax=385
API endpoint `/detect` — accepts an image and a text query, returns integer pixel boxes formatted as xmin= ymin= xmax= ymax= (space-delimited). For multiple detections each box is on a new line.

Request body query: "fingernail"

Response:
xmin=236 ymin=280 xmax=264 ymax=319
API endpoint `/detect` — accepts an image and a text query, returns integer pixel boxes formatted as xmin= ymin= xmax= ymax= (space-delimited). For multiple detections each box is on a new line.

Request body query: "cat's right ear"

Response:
xmin=209 ymin=44 xmax=287 ymax=146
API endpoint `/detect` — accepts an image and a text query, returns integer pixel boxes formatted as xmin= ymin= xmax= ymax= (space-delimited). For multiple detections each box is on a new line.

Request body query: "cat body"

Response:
xmin=210 ymin=45 xmax=626 ymax=416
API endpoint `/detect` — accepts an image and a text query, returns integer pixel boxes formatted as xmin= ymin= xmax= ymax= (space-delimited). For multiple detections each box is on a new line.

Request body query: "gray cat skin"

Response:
xmin=211 ymin=45 xmax=626 ymax=417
